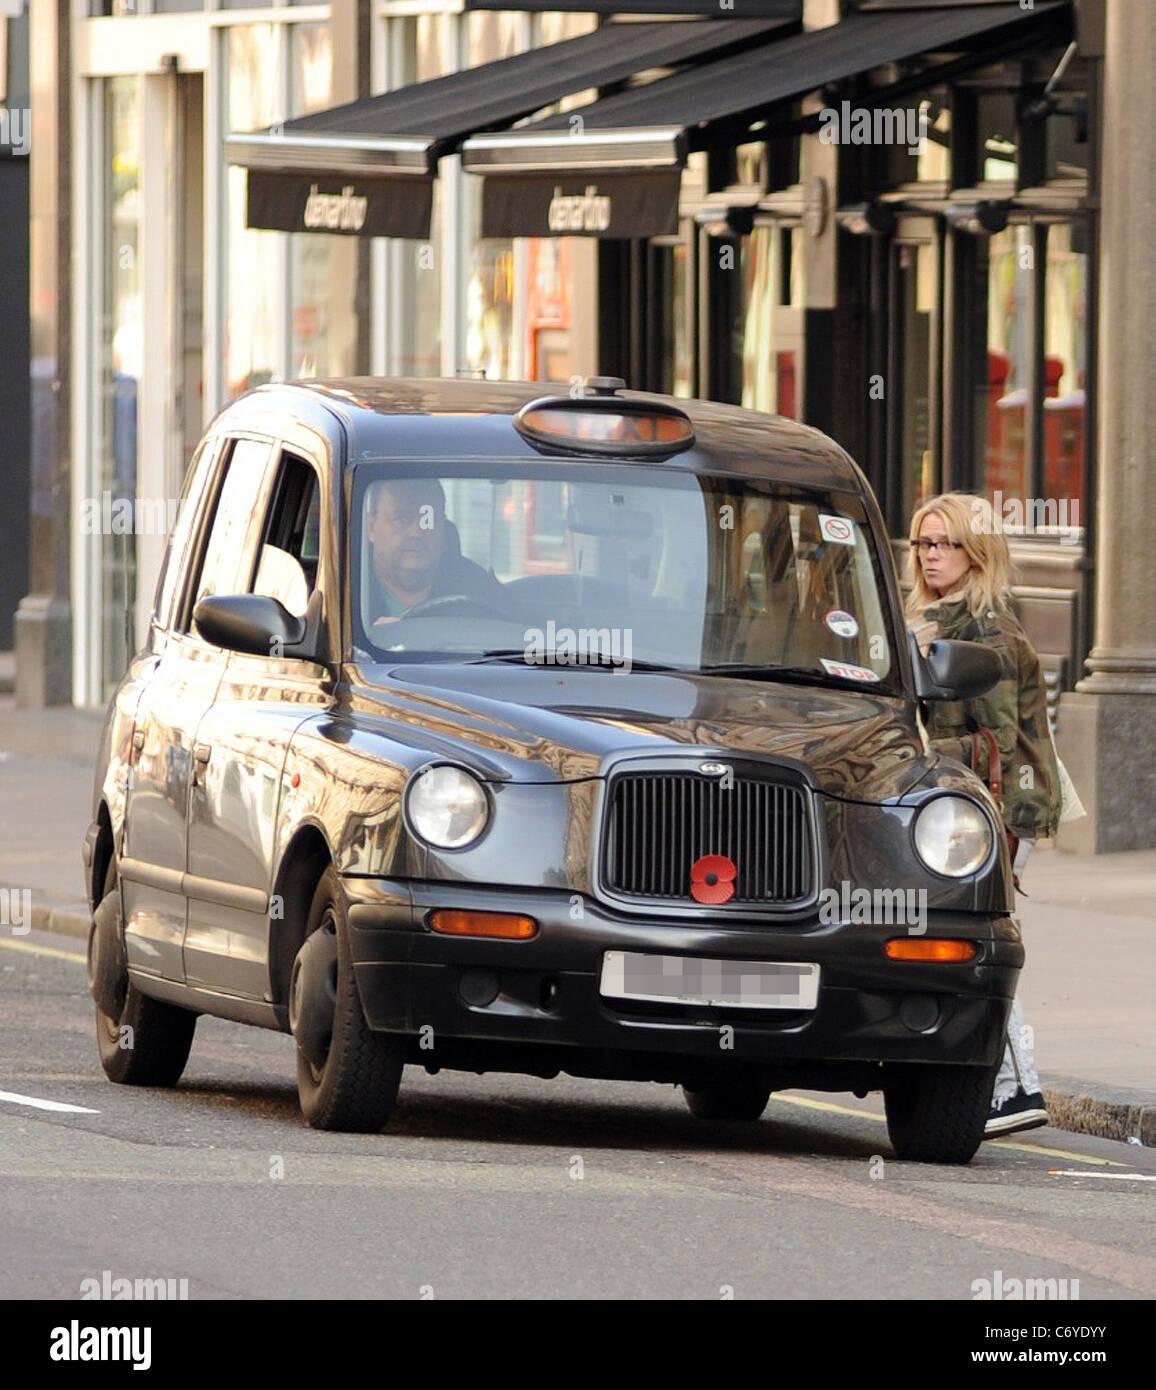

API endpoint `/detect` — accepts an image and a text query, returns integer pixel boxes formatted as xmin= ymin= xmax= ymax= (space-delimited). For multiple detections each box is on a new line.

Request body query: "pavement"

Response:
xmin=1 ymin=695 xmax=1153 ymax=1148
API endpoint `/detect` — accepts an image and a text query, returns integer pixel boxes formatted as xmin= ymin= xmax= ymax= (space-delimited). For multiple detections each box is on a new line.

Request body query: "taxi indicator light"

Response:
xmin=428 ymin=909 xmax=538 ymax=940
xmin=514 ymin=397 xmax=694 ymax=457
xmin=884 ymin=938 xmax=977 ymax=963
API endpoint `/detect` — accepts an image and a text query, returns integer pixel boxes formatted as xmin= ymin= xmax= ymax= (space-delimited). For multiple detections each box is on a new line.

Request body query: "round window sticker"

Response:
xmin=825 ymin=608 xmax=859 ymax=639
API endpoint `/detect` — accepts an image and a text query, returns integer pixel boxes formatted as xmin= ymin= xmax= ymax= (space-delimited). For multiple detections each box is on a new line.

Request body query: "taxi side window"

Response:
xmin=252 ymin=453 xmax=321 ymax=620
xmin=152 ymin=437 xmax=217 ymax=632
xmin=182 ymin=438 xmax=273 ymax=633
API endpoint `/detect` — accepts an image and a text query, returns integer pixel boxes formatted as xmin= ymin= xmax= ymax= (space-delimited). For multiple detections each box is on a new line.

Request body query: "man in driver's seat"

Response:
xmin=367 ymin=478 xmax=503 ymax=625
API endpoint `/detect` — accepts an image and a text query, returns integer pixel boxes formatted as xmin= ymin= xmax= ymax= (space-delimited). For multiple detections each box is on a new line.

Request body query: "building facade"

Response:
xmin=23 ymin=0 xmax=1156 ymax=848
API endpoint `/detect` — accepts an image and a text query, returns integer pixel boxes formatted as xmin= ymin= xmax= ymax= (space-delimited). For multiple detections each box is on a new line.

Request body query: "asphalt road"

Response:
xmin=2 ymin=929 xmax=1154 ymax=1302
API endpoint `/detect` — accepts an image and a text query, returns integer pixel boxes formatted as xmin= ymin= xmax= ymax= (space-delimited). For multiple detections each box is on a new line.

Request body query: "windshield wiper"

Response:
xmin=470 ymin=649 xmax=682 ymax=674
xmin=701 ymin=663 xmax=889 ymax=691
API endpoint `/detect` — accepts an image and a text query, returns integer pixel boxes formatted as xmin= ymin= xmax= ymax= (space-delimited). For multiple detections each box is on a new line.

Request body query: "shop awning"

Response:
xmin=464 ymin=1 xmax=1069 ymax=237
xmin=227 ymin=16 xmax=796 ymax=239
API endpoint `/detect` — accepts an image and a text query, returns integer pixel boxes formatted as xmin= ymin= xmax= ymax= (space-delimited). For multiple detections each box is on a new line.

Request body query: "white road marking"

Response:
xmin=1047 ymin=1169 xmax=1156 ymax=1181
xmin=0 ymin=1089 xmax=100 ymax=1115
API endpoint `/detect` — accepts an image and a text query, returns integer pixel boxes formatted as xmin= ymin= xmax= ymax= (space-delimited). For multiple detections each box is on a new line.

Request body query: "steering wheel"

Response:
xmin=396 ymin=593 xmax=509 ymax=621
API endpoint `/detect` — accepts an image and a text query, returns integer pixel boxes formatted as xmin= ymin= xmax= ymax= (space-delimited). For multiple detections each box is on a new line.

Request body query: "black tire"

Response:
xmin=682 ymin=1077 xmax=772 ymax=1122
xmin=883 ymin=1062 xmax=998 ymax=1164
xmin=291 ymin=866 xmax=405 ymax=1132
xmin=92 ymin=855 xmax=197 ymax=1087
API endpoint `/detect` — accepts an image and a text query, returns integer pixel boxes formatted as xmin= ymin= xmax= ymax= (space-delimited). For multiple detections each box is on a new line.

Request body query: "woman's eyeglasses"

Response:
xmin=913 ymin=537 xmax=964 ymax=554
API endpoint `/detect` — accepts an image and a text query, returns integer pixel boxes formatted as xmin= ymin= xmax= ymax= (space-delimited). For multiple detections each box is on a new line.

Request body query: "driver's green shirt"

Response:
xmin=376 ymin=582 xmax=417 ymax=618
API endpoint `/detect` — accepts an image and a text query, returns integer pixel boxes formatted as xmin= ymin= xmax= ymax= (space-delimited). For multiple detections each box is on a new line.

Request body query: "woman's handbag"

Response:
xmin=970 ymin=725 xmax=1023 ymax=892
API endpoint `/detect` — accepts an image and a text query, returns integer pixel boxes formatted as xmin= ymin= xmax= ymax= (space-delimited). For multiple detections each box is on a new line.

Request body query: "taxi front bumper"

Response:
xmin=345 ymin=879 xmax=1022 ymax=1073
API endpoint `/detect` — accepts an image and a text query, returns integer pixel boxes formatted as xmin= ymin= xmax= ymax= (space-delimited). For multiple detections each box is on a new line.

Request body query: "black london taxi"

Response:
xmin=84 ymin=376 xmax=1017 ymax=1163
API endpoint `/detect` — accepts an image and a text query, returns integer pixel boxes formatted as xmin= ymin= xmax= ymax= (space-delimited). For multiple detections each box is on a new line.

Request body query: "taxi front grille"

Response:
xmin=602 ymin=772 xmax=813 ymax=905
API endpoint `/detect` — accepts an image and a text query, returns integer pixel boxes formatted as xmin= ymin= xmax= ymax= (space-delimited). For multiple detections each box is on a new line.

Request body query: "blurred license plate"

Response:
xmin=599 ymin=952 xmax=819 ymax=1010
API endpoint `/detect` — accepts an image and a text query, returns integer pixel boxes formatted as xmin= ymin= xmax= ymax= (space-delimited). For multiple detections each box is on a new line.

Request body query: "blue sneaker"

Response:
xmin=985 ymin=1088 xmax=1049 ymax=1139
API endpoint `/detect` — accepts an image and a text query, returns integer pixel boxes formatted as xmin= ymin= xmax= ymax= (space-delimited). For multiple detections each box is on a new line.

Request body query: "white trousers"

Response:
xmin=993 ymin=838 xmax=1041 ymax=1104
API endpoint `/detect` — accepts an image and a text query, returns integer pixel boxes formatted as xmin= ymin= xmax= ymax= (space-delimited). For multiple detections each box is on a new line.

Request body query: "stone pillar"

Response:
xmin=18 ymin=0 xmax=70 ymax=706
xmin=1056 ymin=0 xmax=1156 ymax=852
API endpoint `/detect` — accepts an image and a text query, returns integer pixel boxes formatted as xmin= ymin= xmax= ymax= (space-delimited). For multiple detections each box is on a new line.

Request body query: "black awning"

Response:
xmin=228 ymin=17 xmax=795 ymax=238
xmin=464 ymin=1 xmax=1069 ymax=180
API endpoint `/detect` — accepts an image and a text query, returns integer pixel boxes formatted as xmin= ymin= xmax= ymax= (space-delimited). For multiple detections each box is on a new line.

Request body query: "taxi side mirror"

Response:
xmin=909 ymin=632 xmax=1002 ymax=702
xmin=194 ymin=590 xmax=329 ymax=666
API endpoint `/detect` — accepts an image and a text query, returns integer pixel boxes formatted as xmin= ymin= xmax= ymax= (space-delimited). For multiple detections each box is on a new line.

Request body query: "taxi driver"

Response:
xmin=366 ymin=477 xmax=500 ymax=625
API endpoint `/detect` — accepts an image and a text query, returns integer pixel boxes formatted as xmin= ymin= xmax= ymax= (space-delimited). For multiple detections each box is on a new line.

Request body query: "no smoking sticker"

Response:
xmin=818 ymin=514 xmax=855 ymax=545
xmin=824 ymin=609 xmax=859 ymax=638
xmin=821 ymin=658 xmax=880 ymax=683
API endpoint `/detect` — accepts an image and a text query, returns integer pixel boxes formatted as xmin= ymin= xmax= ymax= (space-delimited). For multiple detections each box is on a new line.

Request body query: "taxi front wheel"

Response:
xmin=883 ymin=1061 xmax=998 ymax=1164
xmin=291 ymin=866 xmax=405 ymax=1132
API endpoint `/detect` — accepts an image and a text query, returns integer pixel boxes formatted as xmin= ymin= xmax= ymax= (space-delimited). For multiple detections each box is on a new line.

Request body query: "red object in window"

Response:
xmin=1044 ymin=389 xmax=1085 ymax=510
xmin=776 ymin=351 xmax=797 ymax=420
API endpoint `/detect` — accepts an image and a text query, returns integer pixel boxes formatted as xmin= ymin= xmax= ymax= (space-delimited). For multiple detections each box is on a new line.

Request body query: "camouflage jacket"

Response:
xmin=911 ymin=598 xmax=1062 ymax=839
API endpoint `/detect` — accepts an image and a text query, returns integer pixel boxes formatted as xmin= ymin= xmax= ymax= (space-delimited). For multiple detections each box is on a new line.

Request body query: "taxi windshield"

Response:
xmin=351 ymin=461 xmax=899 ymax=691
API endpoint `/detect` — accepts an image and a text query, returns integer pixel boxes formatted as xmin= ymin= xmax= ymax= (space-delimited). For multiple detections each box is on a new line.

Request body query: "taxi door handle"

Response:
xmin=194 ymin=744 xmax=212 ymax=765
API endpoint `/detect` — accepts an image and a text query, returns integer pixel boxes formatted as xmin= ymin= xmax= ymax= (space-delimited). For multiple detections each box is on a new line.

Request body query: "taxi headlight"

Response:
xmin=912 ymin=796 xmax=994 ymax=877
xmin=405 ymin=765 xmax=490 ymax=850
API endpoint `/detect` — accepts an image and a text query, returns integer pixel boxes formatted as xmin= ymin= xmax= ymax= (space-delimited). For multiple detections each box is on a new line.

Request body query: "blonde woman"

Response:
xmin=907 ymin=492 xmax=1061 ymax=1139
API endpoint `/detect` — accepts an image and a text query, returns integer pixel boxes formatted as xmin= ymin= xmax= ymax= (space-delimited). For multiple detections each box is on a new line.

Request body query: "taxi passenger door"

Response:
xmin=183 ymin=442 xmax=335 ymax=1002
xmin=119 ymin=437 xmax=273 ymax=982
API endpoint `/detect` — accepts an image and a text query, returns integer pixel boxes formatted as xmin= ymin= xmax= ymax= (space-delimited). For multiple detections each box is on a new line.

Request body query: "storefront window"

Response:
xmin=99 ymin=75 xmax=141 ymax=696
xmin=1043 ymin=222 xmax=1088 ymax=513
xmin=538 ymin=12 xmax=599 ymax=45
xmin=670 ymin=240 xmax=692 ymax=398
xmin=894 ymin=239 xmax=936 ymax=524
xmin=741 ymin=228 xmax=776 ymax=414
xmin=1046 ymin=112 xmax=1088 ymax=183
xmin=917 ymin=101 xmax=950 ymax=183
xmin=395 ymin=13 xmax=454 ymax=85
xmin=468 ymin=11 xmax=525 ymax=66
xmin=467 ymin=237 xmax=517 ymax=380
xmin=394 ymin=181 xmax=442 ymax=377
xmin=981 ymin=224 xmax=1033 ymax=502
xmin=226 ymin=25 xmax=280 ymax=399
xmin=289 ymin=23 xmax=357 ymax=379
xmin=978 ymin=92 xmax=1017 ymax=182
xmin=385 ymin=15 xmax=455 ymax=378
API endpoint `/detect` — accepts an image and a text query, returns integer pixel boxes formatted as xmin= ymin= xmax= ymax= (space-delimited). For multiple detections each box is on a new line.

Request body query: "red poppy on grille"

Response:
xmin=689 ymin=853 xmax=737 ymax=904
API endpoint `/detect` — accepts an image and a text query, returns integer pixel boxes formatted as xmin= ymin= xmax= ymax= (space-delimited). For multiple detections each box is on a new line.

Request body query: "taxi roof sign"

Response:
xmin=513 ymin=390 xmax=695 ymax=457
